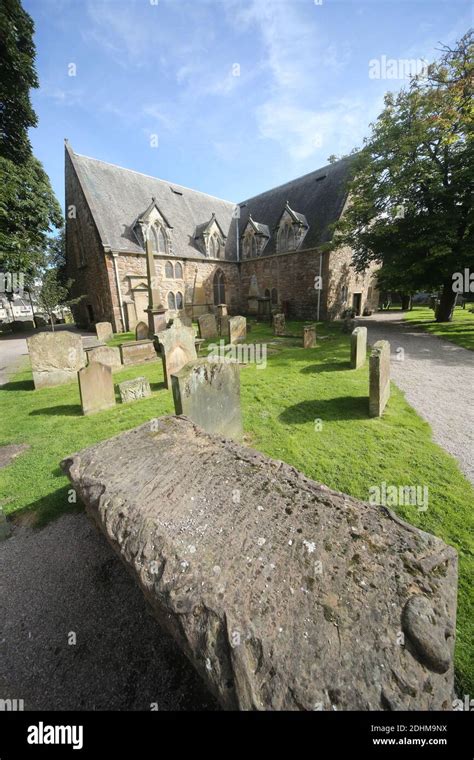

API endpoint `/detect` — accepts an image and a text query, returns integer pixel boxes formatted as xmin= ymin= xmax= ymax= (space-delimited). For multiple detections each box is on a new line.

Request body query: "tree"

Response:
xmin=0 ymin=0 xmax=63 ymax=282
xmin=333 ymin=31 xmax=474 ymax=322
xmin=36 ymin=268 xmax=69 ymax=332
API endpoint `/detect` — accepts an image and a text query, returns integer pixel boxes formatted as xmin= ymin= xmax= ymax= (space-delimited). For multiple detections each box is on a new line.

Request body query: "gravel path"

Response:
xmin=0 ymin=513 xmax=217 ymax=711
xmin=360 ymin=311 xmax=474 ymax=486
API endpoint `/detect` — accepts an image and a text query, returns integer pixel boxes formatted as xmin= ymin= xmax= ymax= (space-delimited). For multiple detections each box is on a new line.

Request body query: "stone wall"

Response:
xmin=65 ymin=148 xmax=115 ymax=330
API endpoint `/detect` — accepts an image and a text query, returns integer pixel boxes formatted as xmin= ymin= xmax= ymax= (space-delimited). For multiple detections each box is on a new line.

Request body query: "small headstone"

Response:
xmin=95 ymin=321 xmax=113 ymax=342
xmin=219 ymin=314 xmax=230 ymax=341
xmin=229 ymin=316 xmax=246 ymax=344
xmin=369 ymin=340 xmax=391 ymax=417
xmin=273 ymin=313 xmax=285 ymax=336
xmin=86 ymin=345 xmax=122 ymax=371
xmin=156 ymin=317 xmax=197 ymax=388
xmin=119 ymin=339 xmax=157 ymax=366
xmin=118 ymin=377 xmax=152 ymax=403
xmin=171 ymin=360 xmax=243 ymax=441
xmin=303 ymin=325 xmax=316 ymax=348
xmin=217 ymin=304 xmax=228 ymax=318
xmin=351 ymin=327 xmax=367 ymax=369
xmin=135 ymin=321 xmax=149 ymax=340
xmin=27 ymin=331 xmax=86 ymax=389
xmin=198 ymin=313 xmax=218 ymax=340
xmin=78 ymin=361 xmax=116 ymax=415
xmin=178 ymin=314 xmax=193 ymax=328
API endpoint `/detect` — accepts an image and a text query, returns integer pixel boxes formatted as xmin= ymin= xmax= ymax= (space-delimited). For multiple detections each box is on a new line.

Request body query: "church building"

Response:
xmin=65 ymin=141 xmax=379 ymax=332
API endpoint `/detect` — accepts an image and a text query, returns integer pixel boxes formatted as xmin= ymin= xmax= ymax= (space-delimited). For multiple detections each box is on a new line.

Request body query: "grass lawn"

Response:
xmin=404 ymin=305 xmax=474 ymax=351
xmin=0 ymin=319 xmax=472 ymax=695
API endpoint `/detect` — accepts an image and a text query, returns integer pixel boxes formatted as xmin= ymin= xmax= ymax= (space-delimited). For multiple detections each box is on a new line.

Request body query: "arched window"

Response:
xmin=264 ymin=288 xmax=271 ymax=299
xmin=176 ymin=291 xmax=183 ymax=310
xmin=209 ymin=234 xmax=221 ymax=258
xmin=213 ymin=270 xmax=226 ymax=305
xmin=165 ymin=261 xmax=174 ymax=279
xmin=175 ymin=262 xmax=183 ymax=279
xmin=151 ymin=224 xmax=168 ymax=254
xmin=287 ymin=225 xmax=295 ymax=250
xmin=167 ymin=291 xmax=176 ymax=309
xmin=271 ymin=288 xmax=278 ymax=304
xmin=243 ymin=236 xmax=251 ymax=259
xmin=251 ymin=236 xmax=258 ymax=258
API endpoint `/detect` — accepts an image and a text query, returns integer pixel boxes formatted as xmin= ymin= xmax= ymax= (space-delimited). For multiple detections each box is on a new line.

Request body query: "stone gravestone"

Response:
xmin=156 ymin=317 xmax=197 ymax=389
xmin=78 ymin=361 xmax=116 ymax=416
xmin=351 ymin=326 xmax=367 ymax=369
xmin=118 ymin=377 xmax=152 ymax=403
xmin=62 ymin=414 xmax=458 ymax=711
xmin=95 ymin=321 xmax=113 ymax=342
xmin=216 ymin=304 xmax=227 ymax=318
xmin=369 ymin=340 xmax=391 ymax=417
xmin=303 ymin=325 xmax=316 ymax=348
xmin=135 ymin=321 xmax=148 ymax=340
xmin=27 ymin=331 xmax=86 ymax=389
xmin=219 ymin=314 xmax=230 ymax=341
xmin=248 ymin=275 xmax=260 ymax=315
xmin=86 ymin=345 xmax=122 ymax=371
xmin=171 ymin=360 xmax=243 ymax=442
xmin=119 ymin=339 xmax=157 ymax=366
xmin=273 ymin=313 xmax=285 ymax=336
xmin=198 ymin=313 xmax=218 ymax=340
xmin=228 ymin=316 xmax=246 ymax=344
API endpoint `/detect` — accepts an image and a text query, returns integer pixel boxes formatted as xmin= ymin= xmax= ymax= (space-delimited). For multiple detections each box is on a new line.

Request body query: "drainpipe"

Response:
xmin=111 ymin=251 xmax=126 ymax=332
xmin=317 ymin=250 xmax=322 ymax=322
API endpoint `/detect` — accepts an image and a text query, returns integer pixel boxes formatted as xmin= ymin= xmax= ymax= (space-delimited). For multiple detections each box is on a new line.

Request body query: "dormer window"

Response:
xmin=275 ymin=202 xmax=309 ymax=253
xmin=194 ymin=213 xmax=227 ymax=258
xmin=241 ymin=216 xmax=270 ymax=259
xmin=150 ymin=224 xmax=168 ymax=254
xmin=134 ymin=197 xmax=173 ymax=255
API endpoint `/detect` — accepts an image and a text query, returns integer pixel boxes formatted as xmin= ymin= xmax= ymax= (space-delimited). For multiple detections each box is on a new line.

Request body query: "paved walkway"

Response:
xmin=359 ymin=311 xmax=474 ymax=486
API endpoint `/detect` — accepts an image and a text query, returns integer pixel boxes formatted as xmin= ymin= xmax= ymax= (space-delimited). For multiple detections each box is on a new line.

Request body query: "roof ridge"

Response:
xmin=72 ymin=150 xmax=238 ymax=207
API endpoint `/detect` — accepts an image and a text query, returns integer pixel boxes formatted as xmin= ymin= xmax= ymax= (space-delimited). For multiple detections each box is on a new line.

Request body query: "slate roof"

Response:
xmin=67 ymin=143 xmax=354 ymax=260
xmin=67 ymin=145 xmax=239 ymax=260
xmin=237 ymin=157 xmax=355 ymax=255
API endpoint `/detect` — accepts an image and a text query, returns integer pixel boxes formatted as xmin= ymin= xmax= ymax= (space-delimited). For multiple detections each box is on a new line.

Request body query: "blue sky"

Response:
xmin=25 ymin=0 xmax=472 ymax=211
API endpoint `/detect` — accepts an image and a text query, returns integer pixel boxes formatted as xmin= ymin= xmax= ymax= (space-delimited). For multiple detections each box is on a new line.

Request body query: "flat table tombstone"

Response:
xmin=86 ymin=344 xmax=122 ymax=371
xmin=303 ymin=324 xmax=316 ymax=348
xmin=198 ymin=313 xmax=218 ymax=340
xmin=135 ymin=321 xmax=149 ymax=340
xmin=171 ymin=360 xmax=243 ymax=441
xmin=95 ymin=321 xmax=113 ymax=342
xmin=78 ymin=361 xmax=116 ymax=415
xmin=118 ymin=377 xmax=152 ymax=403
xmin=369 ymin=339 xmax=391 ymax=417
xmin=156 ymin=317 xmax=197 ymax=388
xmin=229 ymin=316 xmax=246 ymax=344
xmin=27 ymin=331 xmax=86 ymax=389
xmin=351 ymin=326 xmax=368 ymax=369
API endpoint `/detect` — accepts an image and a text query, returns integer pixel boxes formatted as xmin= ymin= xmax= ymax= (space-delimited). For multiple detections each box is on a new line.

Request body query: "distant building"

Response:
xmin=65 ymin=142 xmax=379 ymax=331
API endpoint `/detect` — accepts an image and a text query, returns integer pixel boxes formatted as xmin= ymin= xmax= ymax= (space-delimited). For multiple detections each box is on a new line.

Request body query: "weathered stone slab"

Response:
xmin=216 ymin=304 xmax=227 ymax=317
xmin=198 ymin=314 xmax=218 ymax=340
xmin=61 ymin=416 xmax=458 ymax=711
xmin=273 ymin=313 xmax=285 ymax=336
xmin=78 ymin=361 xmax=116 ymax=415
xmin=86 ymin=345 xmax=122 ymax=371
xmin=135 ymin=321 xmax=148 ymax=340
xmin=171 ymin=361 xmax=242 ymax=441
xmin=119 ymin=339 xmax=157 ymax=366
xmin=218 ymin=314 xmax=230 ymax=340
xmin=257 ymin=297 xmax=271 ymax=321
xmin=351 ymin=326 xmax=367 ymax=369
xmin=95 ymin=321 xmax=113 ymax=342
xmin=303 ymin=324 xmax=316 ymax=348
xmin=156 ymin=318 xmax=197 ymax=388
xmin=118 ymin=377 xmax=152 ymax=403
xmin=27 ymin=331 xmax=86 ymax=389
xmin=228 ymin=316 xmax=246 ymax=344
xmin=369 ymin=339 xmax=391 ymax=417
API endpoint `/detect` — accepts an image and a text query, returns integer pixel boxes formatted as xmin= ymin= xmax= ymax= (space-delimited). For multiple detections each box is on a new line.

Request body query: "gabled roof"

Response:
xmin=274 ymin=201 xmax=308 ymax=230
xmin=66 ymin=143 xmax=238 ymax=259
xmin=243 ymin=216 xmax=270 ymax=238
xmin=194 ymin=212 xmax=228 ymax=241
xmin=135 ymin=197 xmax=173 ymax=228
xmin=238 ymin=156 xmax=355 ymax=255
